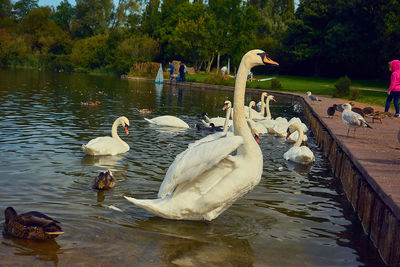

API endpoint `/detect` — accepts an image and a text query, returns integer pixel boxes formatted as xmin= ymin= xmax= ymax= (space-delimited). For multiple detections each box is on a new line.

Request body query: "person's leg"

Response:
xmin=385 ymin=93 xmax=394 ymax=112
xmin=393 ymin=91 xmax=400 ymax=115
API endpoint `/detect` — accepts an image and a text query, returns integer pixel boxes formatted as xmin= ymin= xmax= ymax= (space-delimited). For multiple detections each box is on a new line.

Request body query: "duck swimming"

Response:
xmin=92 ymin=170 xmax=115 ymax=190
xmin=3 ymin=207 xmax=63 ymax=240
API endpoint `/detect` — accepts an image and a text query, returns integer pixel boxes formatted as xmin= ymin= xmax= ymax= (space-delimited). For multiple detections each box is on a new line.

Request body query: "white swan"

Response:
xmin=145 ymin=115 xmax=189 ymax=128
xmin=271 ymin=117 xmax=289 ymax=137
xmin=82 ymin=116 xmax=130 ymax=156
xmin=249 ymin=92 xmax=268 ymax=119
xmin=258 ymin=95 xmax=276 ymax=131
xmin=125 ymin=49 xmax=278 ymax=220
xmin=283 ymin=123 xmax=315 ymax=164
xmin=248 ymin=101 xmax=268 ymax=134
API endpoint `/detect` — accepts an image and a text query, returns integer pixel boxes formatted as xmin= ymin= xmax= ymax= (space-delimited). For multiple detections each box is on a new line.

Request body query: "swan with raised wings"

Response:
xmin=283 ymin=123 xmax=314 ymax=164
xmin=145 ymin=115 xmax=190 ymax=128
xmin=82 ymin=116 xmax=130 ymax=156
xmin=125 ymin=50 xmax=278 ymax=220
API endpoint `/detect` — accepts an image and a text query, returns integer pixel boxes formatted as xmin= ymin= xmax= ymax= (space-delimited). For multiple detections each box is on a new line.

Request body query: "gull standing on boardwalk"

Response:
xmin=306 ymin=91 xmax=321 ymax=102
xmin=341 ymin=103 xmax=372 ymax=136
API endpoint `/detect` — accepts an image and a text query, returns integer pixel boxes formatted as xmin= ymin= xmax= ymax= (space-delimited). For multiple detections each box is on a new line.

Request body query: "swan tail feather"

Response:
xmin=144 ymin=118 xmax=154 ymax=124
xmin=124 ymin=196 xmax=169 ymax=218
xmin=82 ymin=144 xmax=97 ymax=155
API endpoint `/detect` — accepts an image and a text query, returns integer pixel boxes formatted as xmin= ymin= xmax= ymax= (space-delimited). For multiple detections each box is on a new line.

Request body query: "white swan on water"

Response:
xmin=144 ymin=115 xmax=189 ymax=128
xmin=283 ymin=123 xmax=314 ymax=165
xmin=82 ymin=116 xmax=130 ymax=156
xmin=247 ymin=101 xmax=268 ymax=134
xmin=125 ymin=49 xmax=278 ymax=220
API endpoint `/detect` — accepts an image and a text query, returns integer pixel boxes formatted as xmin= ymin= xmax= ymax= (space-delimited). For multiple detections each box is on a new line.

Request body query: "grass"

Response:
xmin=186 ymin=72 xmax=388 ymax=107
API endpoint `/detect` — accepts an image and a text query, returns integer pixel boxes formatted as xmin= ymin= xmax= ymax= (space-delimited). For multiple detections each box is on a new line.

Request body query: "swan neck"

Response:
xmin=294 ymin=125 xmax=303 ymax=147
xmin=223 ymin=106 xmax=231 ymax=132
xmin=260 ymin=94 xmax=265 ymax=116
xmin=233 ymin=58 xmax=258 ymax=155
xmin=111 ymin=120 xmax=123 ymax=143
xmin=266 ymin=98 xmax=271 ymax=119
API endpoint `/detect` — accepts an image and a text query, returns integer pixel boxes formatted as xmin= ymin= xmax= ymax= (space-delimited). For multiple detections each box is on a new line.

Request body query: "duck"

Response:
xmin=283 ymin=123 xmax=315 ymax=164
xmin=125 ymin=49 xmax=279 ymax=221
xmin=138 ymin=108 xmax=153 ymax=114
xmin=145 ymin=115 xmax=190 ymax=128
xmin=247 ymin=101 xmax=268 ymax=134
xmin=362 ymin=107 xmax=374 ymax=116
xmin=92 ymin=170 xmax=115 ymax=190
xmin=3 ymin=207 xmax=63 ymax=240
xmin=334 ymin=103 xmax=344 ymax=112
xmin=306 ymin=91 xmax=321 ymax=102
xmin=327 ymin=105 xmax=336 ymax=118
xmin=369 ymin=111 xmax=392 ymax=124
xmin=81 ymin=101 xmax=101 ymax=106
xmin=82 ymin=116 xmax=130 ymax=156
xmin=342 ymin=103 xmax=372 ymax=136
xmin=351 ymin=107 xmax=365 ymax=117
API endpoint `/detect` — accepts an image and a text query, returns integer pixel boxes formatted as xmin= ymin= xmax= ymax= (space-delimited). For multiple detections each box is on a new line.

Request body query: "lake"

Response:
xmin=0 ymin=69 xmax=384 ymax=266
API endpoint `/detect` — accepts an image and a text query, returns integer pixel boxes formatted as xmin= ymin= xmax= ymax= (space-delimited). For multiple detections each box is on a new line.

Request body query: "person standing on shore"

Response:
xmin=385 ymin=60 xmax=400 ymax=117
xmin=168 ymin=62 xmax=174 ymax=81
xmin=179 ymin=62 xmax=186 ymax=82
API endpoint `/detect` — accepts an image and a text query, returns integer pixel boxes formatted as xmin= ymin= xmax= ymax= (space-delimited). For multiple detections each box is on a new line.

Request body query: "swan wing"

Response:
xmin=145 ymin=115 xmax=189 ymax=128
xmin=188 ymin=132 xmax=227 ymax=149
xmin=158 ymin=135 xmax=244 ymax=198
xmin=82 ymin=136 xmax=129 ymax=155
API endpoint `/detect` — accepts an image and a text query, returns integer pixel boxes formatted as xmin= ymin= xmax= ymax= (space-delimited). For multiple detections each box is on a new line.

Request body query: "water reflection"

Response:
xmin=135 ymin=217 xmax=254 ymax=266
xmin=2 ymin=233 xmax=63 ymax=265
xmin=81 ymin=154 xmax=125 ymax=169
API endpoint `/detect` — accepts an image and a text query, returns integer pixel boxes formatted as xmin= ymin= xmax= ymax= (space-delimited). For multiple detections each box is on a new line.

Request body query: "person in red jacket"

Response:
xmin=385 ymin=60 xmax=400 ymax=117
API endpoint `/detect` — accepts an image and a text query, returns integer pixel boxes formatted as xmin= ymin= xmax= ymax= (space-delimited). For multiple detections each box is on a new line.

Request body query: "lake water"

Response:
xmin=0 ymin=69 xmax=384 ymax=266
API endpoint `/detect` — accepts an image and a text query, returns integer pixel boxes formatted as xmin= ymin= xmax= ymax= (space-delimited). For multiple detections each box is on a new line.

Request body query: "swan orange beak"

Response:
xmin=124 ymin=125 xmax=129 ymax=135
xmin=263 ymin=55 xmax=279 ymax=66
xmin=222 ymin=104 xmax=229 ymax=111
xmin=272 ymin=98 xmax=277 ymax=102
xmin=286 ymin=129 xmax=291 ymax=139
xmin=254 ymin=134 xmax=260 ymax=144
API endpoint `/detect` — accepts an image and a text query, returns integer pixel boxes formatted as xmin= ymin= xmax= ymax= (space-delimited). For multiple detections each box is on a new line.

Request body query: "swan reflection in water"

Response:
xmin=132 ymin=217 xmax=254 ymax=266
xmin=81 ymin=154 xmax=124 ymax=169
xmin=1 ymin=232 xmax=63 ymax=265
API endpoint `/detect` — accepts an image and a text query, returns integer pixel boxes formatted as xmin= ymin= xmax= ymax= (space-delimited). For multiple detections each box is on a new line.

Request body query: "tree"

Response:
xmin=52 ymin=0 xmax=74 ymax=33
xmin=140 ymin=0 xmax=161 ymax=36
xmin=13 ymin=0 xmax=38 ymax=19
xmin=71 ymin=0 xmax=114 ymax=38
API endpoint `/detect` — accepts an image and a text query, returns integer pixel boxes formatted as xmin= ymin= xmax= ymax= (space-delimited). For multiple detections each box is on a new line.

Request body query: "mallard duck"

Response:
xmin=81 ymin=101 xmax=100 ymax=106
xmin=351 ymin=107 xmax=364 ymax=117
xmin=369 ymin=111 xmax=392 ymax=124
xmin=363 ymin=107 xmax=374 ymax=116
xmin=92 ymin=170 xmax=115 ymax=190
xmin=138 ymin=108 xmax=153 ymax=114
xmin=327 ymin=105 xmax=336 ymax=118
xmin=3 ymin=207 xmax=63 ymax=240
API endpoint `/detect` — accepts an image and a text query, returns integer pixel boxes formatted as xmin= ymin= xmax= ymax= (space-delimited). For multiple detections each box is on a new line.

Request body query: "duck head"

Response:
xmin=93 ymin=170 xmax=115 ymax=190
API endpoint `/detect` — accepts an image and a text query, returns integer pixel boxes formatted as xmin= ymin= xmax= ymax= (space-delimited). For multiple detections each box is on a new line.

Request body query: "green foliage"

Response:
xmin=13 ymin=0 xmax=38 ymax=19
xmin=204 ymin=72 xmax=232 ymax=86
xmin=334 ymin=75 xmax=351 ymax=97
xmin=349 ymin=88 xmax=360 ymax=100
xmin=71 ymin=35 xmax=108 ymax=72
xmin=270 ymin=78 xmax=282 ymax=90
xmin=128 ymin=62 xmax=160 ymax=77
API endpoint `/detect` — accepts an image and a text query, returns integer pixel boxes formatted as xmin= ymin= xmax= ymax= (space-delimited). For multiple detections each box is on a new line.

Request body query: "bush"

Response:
xmin=271 ymin=78 xmax=282 ymax=90
xmin=349 ymin=88 xmax=360 ymax=100
xmin=128 ymin=62 xmax=160 ymax=77
xmin=334 ymin=75 xmax=351 ymax=97
xmin=204 ymin=72 xmax=231 ymax=86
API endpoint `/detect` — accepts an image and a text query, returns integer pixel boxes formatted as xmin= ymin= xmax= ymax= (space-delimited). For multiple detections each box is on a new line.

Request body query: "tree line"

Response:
xmin=0 ymin=0 xmax=398 ymax=79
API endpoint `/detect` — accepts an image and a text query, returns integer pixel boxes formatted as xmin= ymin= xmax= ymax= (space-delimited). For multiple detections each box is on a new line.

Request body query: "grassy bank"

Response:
xmin=185 ymin=73 xmax=389 ymax=107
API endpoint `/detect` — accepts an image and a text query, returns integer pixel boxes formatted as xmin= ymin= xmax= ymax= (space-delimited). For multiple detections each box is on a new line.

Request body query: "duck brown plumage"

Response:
xmin=92 ymin=170 xmax=115 ymax=190
xmin=4 ymin=207 xmax=63 ymax=240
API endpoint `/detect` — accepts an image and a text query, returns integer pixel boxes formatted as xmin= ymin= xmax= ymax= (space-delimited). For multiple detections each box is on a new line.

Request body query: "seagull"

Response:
xmin=327 ymin=105 xmax=336 ymax=118
xmin=342 ymin=103 xmax=372 ymax=136
xmin=306 ymin=91 xmax=321 ymax=102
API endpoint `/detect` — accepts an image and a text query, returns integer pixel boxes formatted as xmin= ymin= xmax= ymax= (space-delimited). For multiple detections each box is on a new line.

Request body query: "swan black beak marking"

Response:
xmin=258 ymin=52 xmax=279 ymax=66
xmin=286 ymin=129 xmax=291 ymax=139
xmin=124 ymin=125 xmax=129 ymax=135
xmin=254 ymin=134 xmax=260 ymax=144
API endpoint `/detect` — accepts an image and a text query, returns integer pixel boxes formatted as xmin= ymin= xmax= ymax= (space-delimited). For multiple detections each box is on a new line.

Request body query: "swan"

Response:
xmin=145 ymin=115 xmax=190 ymax=128
xmin=288 ymin=117 xmax=308 ymax=133
xmin=82 ymin=116 xmax=130 ymax=156
xmin=248 ymin=101 xmax=268 ymax=134
xmin=258 ymin=95 xmax=276 ymax=131
xmin=125 ymin=49 xmax=278 ymax=220
xmin=283 ymin=123 xmax=315 ymax=164
xmin=248 ymin=92 xmax=268 ymax=119
xmin=271 ymin=117 xmax=289 ymax=137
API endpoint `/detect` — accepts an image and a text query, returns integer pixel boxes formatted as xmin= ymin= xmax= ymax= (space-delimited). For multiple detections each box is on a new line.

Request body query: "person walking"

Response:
xmin=168 ymin=61 xmax=174 ymax=81
xmin=179 ymin=62 xmax=186 ymax=82
xmin=385 ymin=60 xmax=400 ymax=117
